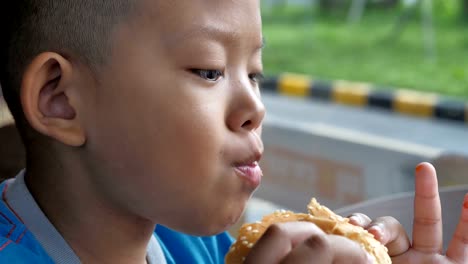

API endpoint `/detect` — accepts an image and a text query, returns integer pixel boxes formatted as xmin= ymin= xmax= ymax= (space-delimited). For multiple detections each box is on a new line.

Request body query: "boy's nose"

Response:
xmin=227 ymin=82 xmax=266 ymax=132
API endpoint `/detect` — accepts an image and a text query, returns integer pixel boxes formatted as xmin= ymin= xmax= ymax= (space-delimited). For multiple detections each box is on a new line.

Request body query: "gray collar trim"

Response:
xmin=5 ymin=170 xmax=167 ymax=264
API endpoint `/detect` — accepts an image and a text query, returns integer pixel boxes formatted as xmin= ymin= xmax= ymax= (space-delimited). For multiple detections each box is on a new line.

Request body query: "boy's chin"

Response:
xmin=160 ymin=199 xmax=248 ymax=236
xmin=171 ymin=211 xmax=243 ymax=237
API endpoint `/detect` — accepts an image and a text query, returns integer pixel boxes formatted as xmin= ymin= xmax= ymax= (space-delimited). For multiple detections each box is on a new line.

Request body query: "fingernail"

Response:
xmin=349 ymin=216 xmax=360 ymax=225
xmin=463 ymin=194 xmax=468 ymax=221
xmin=368 ymin=225 xmax=384 ymax=242
xmin=415 ymin=163 xmax=424 ymax=173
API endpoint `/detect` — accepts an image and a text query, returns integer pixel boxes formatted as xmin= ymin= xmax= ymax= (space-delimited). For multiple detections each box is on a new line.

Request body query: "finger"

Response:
xmin=245 ymin=222 xmax=324 ymax=264
xmin=446 ymin=193 xmax=468 ymax=263
xmin=280 ymin=235 xmax=372 ymax=264
xmin=367 ymin=216 xmax=410 ymax=257
xmin=328 ymin=235 xmax=373 ymax=264
xmin=279 ymin=234 xmax=332 ymax=264
xmin=348 ymin=213 xmax=372 ymax=228
xmin=412 ymin=162 xmax=443 ymax=253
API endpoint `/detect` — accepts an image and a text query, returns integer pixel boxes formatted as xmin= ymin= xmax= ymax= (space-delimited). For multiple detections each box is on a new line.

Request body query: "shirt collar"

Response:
xmin=5 ymin=170 xmax=166 ymax=264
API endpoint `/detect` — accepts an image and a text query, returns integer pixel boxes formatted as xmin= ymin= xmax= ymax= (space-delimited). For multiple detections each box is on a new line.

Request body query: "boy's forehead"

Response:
xmin=146 ymin=0 xmax=260 ymax=14
xmin=139 ymin=0 xmax=261 ymax=39
xmin=110 ymin=0 xmax=263 ymax=60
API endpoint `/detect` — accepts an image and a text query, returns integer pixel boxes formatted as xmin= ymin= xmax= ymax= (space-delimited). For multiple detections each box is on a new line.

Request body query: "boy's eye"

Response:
xmin=191 ymin=69 xmax=224 ymax=81
xmin=249 ymin=73 xmax=265 ymax=83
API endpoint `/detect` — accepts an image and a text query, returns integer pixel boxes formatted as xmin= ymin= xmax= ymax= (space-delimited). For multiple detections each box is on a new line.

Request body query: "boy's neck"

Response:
xmin=24 ymin=153 xmax=156 ymax=264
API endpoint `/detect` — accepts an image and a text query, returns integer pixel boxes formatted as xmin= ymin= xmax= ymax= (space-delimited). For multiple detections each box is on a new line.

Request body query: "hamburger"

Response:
xmin=226 ymin=198 xmax=391 ymax=264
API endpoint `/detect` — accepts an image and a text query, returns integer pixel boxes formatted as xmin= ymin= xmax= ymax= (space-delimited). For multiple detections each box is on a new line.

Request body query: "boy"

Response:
xmin=0 ymin=0 xmax=467 ymax=263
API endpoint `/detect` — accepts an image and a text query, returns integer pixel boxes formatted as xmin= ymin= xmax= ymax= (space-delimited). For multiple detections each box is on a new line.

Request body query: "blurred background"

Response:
xmin=1 ymin=0 xmax=468 ymax=241
xmin=236 ymin=0 xmax=468 ymax=238
xmin=261 ymin=0 xmax=468 ymax=98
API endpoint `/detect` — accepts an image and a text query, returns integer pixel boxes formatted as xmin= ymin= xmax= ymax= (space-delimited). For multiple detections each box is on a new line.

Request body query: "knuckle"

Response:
xmin=413 ymin=242 xmax=441 ymax=253
xmin=416 ymin=192 xmax=439 ymax=200
xmin=263 ymin=223 xmax=288 ymax=239
xmin=304 ymin=234 xmax=330 ymax=251
xmin=413 ymin=216 xmax=441 ymax=226
xmin=453 ymin=231 xmax=468 ymax=245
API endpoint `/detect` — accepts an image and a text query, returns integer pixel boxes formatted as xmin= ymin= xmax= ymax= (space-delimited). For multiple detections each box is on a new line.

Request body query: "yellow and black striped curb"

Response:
xmin=261 ymin=74 xmax=468 ymax=124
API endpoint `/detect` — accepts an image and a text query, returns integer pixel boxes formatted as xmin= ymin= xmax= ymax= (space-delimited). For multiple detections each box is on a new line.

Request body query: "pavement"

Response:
xmin=262 ymin=92 xmax=468 ymax=156
xmin=240 ymin=92 xmax=468 ymax=224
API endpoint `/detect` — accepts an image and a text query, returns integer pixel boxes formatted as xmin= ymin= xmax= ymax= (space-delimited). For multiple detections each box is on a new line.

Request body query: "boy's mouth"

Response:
xmin=234 ymin=157 xmax=263 ymax=188
xmin=230 ymin=131 xmax=264 ymax=188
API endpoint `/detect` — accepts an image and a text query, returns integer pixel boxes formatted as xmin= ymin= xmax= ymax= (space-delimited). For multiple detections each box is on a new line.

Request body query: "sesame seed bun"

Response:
xmin=225 ymin=198 xmax=391 ymax=264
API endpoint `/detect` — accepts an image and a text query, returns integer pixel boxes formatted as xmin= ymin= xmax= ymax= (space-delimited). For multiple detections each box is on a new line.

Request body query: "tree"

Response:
xmin=462 ymin=0 xmax=468 ymax=21
xmin=319 ymin=0 xmax=344 ymax=12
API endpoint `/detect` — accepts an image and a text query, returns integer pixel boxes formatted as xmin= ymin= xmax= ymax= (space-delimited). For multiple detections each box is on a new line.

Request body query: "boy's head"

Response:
xmin=1 ymin=0 xmax=265 ymax=236
xmin=0 ymin=1 xmax=134 ymax=137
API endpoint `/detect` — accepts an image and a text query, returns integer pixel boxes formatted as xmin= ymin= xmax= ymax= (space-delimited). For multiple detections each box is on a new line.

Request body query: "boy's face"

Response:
xmin=80 ymin=0 xmax=264 ymax=235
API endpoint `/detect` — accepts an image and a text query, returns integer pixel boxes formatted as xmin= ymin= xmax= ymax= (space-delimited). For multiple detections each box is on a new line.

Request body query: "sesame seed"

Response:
xmin=246 ymin=226 xmax=252 ymax=231
xmin=240 ymin=236 xmax=247 ymax=241
xmin=247 ymin=243 xmax=254 ymax=248
xmin=252 ymin=229 xmax=259 ymax=233
xmin=229 ymin=246 xmax=236 ymax=252
xmin=242 ymin=240 xmax=249 ymax=246
xmin=284 ymin=214 xmax=290 ymax=218
xmin=280 ymin=209 xmax=286 ymax=214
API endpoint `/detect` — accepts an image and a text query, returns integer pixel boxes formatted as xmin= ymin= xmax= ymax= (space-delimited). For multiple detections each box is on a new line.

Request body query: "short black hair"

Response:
xmin=0 ymin=1 xmax=135 ymax=135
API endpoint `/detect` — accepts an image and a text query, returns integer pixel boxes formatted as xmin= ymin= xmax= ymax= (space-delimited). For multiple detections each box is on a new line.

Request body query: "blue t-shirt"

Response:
xmin=0 ymin=175 xmax=234 ymax=263
xmin=156 ymin=226 xmax=234 ymax=264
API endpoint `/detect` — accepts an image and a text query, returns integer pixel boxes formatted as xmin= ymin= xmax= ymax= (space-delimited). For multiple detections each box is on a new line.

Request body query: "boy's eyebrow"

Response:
xmin=166 ymin=24 xmax=264 ymax=50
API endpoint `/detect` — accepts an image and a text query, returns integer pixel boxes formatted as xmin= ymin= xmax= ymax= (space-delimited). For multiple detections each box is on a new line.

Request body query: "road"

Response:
xmin=240 ymin=92 xmax=468 ymax=221
xmin=262 ymin=92 xmax=468 ymax=155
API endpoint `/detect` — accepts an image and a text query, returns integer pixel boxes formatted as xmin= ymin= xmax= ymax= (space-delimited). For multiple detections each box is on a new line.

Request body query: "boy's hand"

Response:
xmin=244 ymin=221 xmax=373 ymax=264
xmin=350 ymin=162 xmax=468 ymax=263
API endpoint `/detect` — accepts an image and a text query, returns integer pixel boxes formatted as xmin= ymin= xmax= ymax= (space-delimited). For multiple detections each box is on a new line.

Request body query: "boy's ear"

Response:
xmin=21 ymin=52 xmax=86 ymax=147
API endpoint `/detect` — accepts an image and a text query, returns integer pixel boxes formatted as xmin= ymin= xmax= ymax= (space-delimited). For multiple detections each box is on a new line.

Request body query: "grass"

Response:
xmin=261 ymin=6 xmax=468 ymax=100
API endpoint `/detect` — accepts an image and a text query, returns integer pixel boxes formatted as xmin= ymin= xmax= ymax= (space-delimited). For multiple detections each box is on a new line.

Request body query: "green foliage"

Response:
xmin=261 ymin=4 xmax=468 ymax=99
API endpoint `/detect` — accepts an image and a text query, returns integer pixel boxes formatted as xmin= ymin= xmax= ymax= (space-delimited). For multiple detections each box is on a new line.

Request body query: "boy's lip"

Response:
xmin=233 ymin=150 xmax=263 ymax=168
xmin=234 ymin=161 xmax=263 ymax=188
xmin=229 ymin=131 xmax=264 ymax=188
xmin=233 ymin=151 xmax=263 ymax=188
